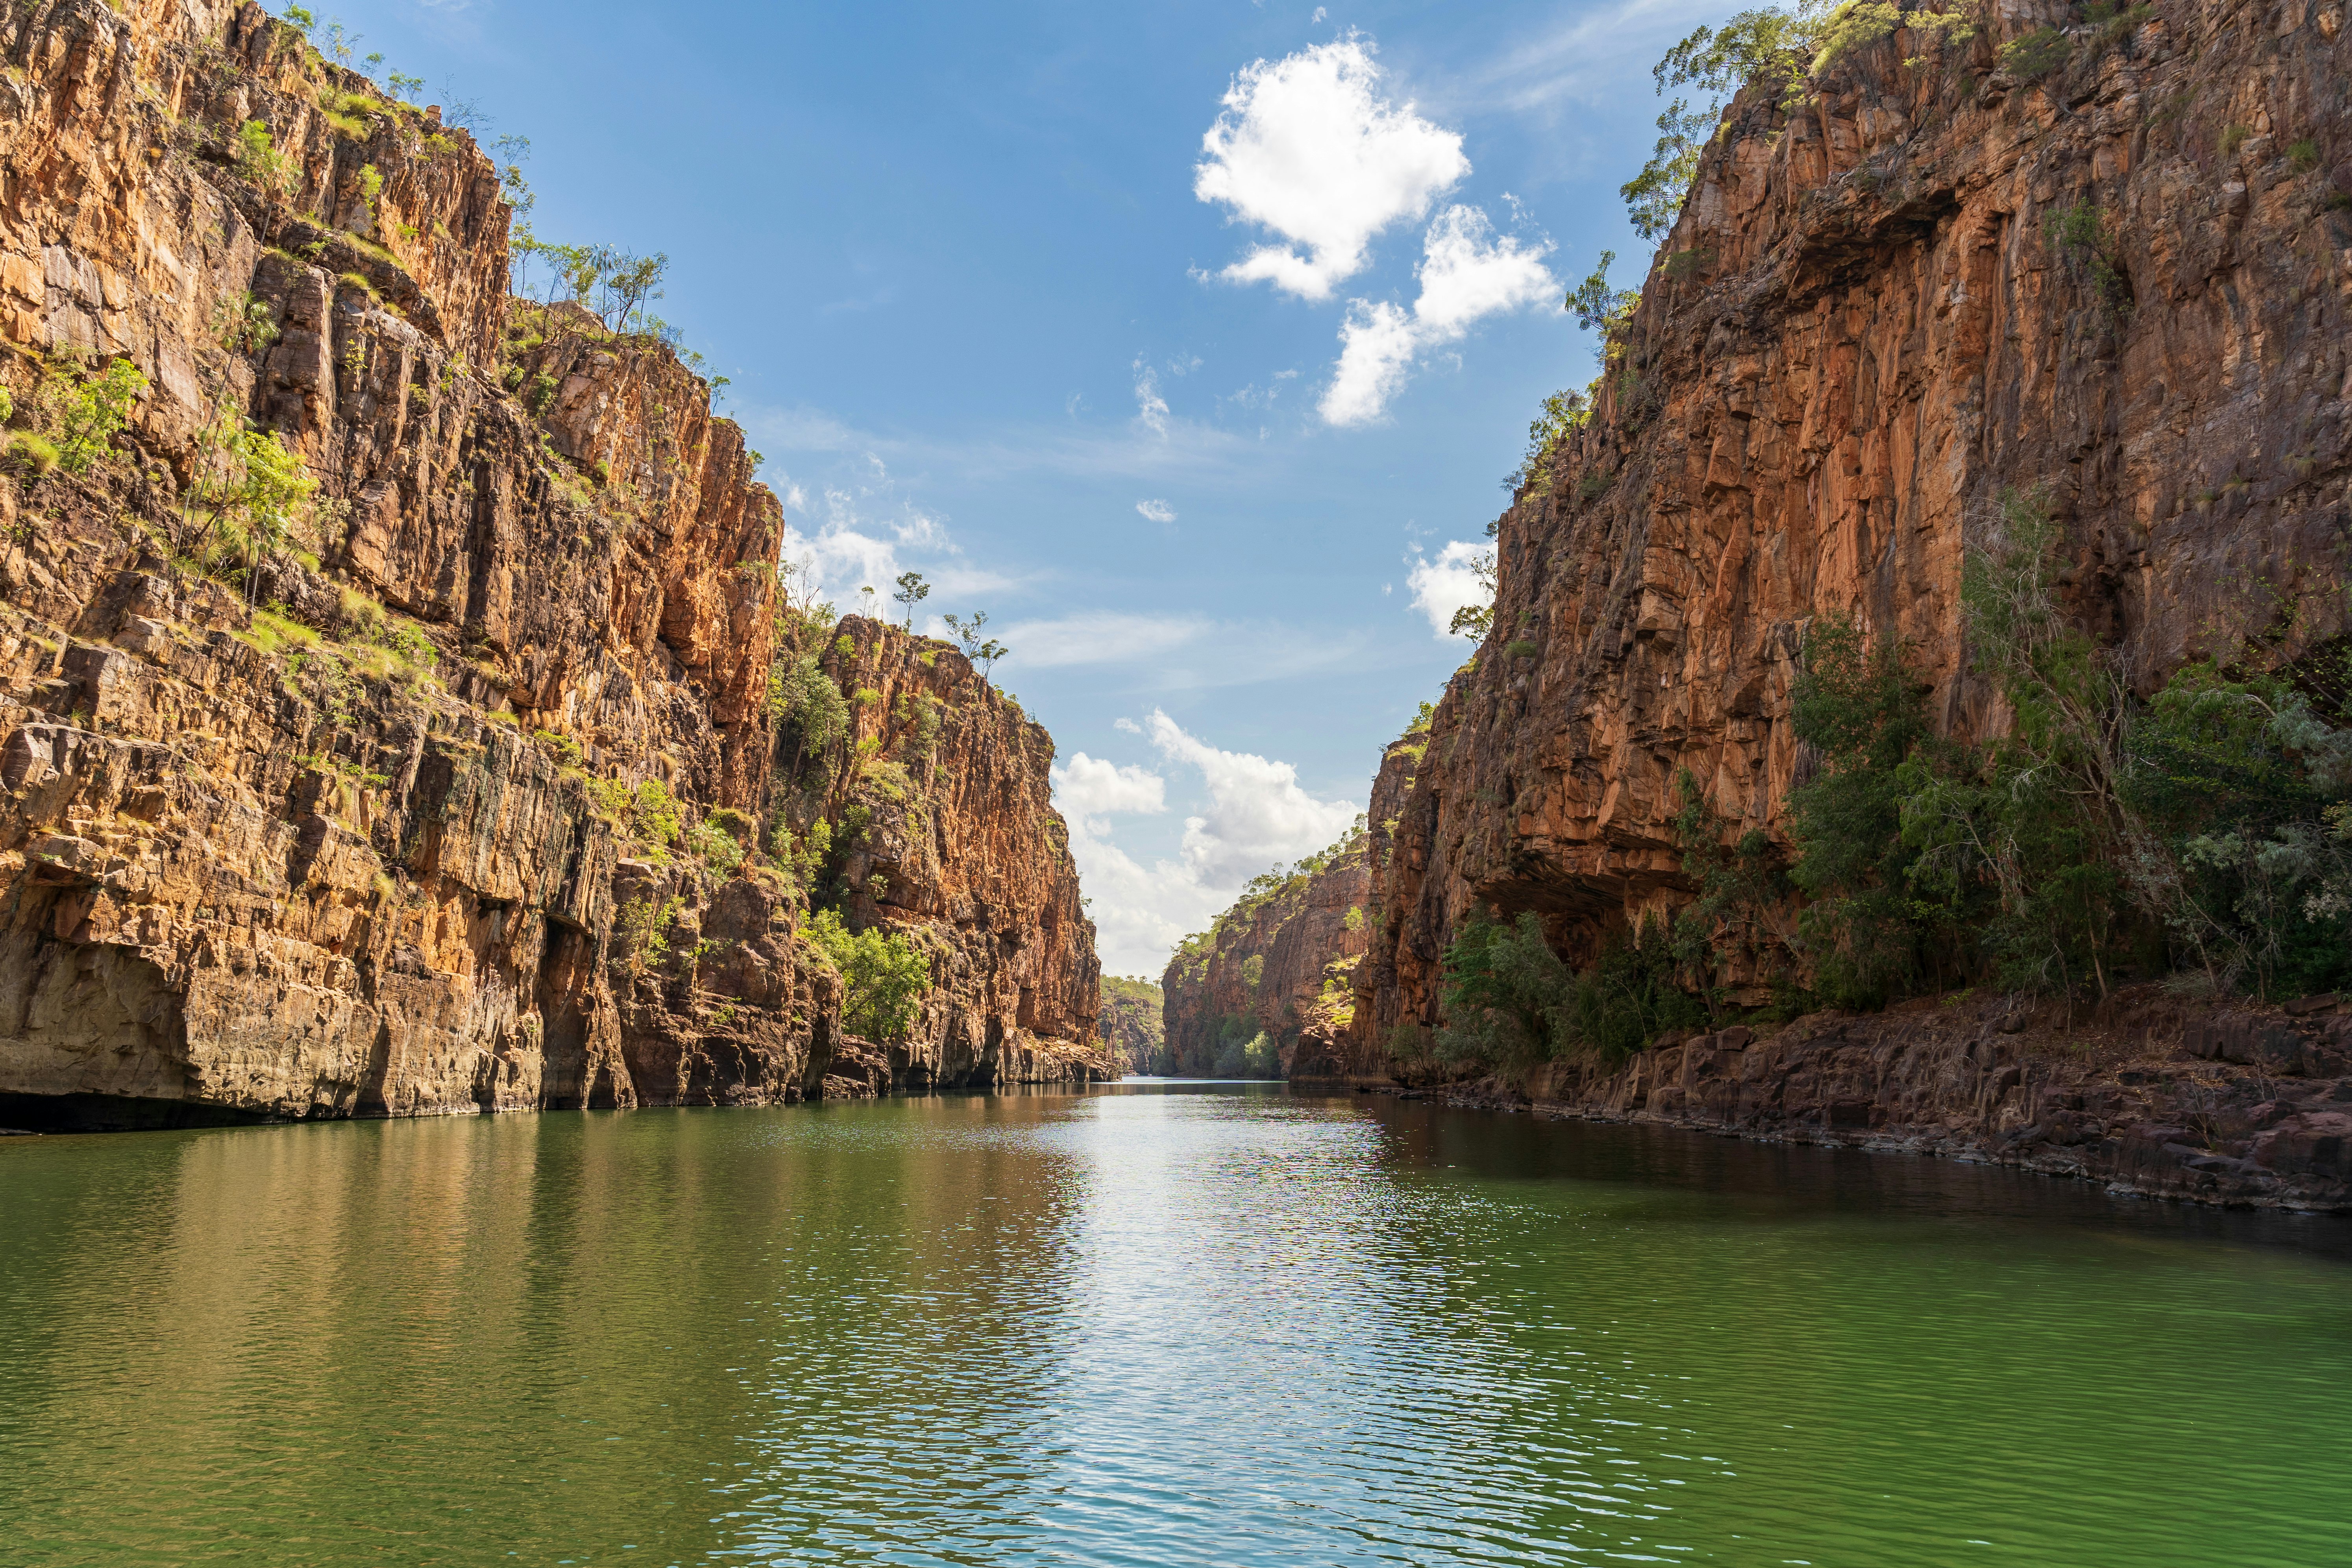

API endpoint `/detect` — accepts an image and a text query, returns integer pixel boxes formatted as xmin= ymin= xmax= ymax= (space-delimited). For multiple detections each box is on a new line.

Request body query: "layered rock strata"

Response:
xmin=1295 ymin=0 xmax=2352 ymax=1206
xmin=1161 ymin=838 xmax=1369 ymax=1076
xmin=0 ymin=0 xmax=1106 ymax=1127
xmin=1360 ymin=0 xmax=2351 ymax=1045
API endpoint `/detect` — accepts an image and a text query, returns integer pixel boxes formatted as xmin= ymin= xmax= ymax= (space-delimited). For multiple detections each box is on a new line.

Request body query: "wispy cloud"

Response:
xmin=992 ymin=612 xmax=1401 ymax=693
xmin=1134 ymin=362 xmax=1171 ymax=436
xmin=1135 ymin=499 xmax=1177 ymax=523
xmin=1461 ymin=0 xmax=1723 ymax=118
xmin=738 ymin=399 xmax=1271 ymax=489
xmin=997 ymin=612 xmax=1214 ymax=669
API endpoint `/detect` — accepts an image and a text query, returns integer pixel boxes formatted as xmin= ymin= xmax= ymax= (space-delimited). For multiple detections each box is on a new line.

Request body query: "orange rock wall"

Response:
xmin=0 ymin=0 xmax=1104 ymax=1126
xmin=1358 ymin=0 xmax=2352 ymax=1047
xmin=1161 ymin=846 xmax=1370 ymax=1075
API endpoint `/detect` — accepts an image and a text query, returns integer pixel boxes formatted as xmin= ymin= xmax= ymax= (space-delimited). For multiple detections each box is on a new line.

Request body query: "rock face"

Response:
xmin=799 ymin=618 xmax=1108 ymax=1095
xmin=0 ymin=0 xmax=1105 ymax=1128
xmin=1439 ymin=989 xmax=2352 ymax=1211
xmin=1357 ymin=0 xmax=2351 ymax=1049
xmin=1283 ymin=0 xmax=2352 ymax=1207
xmin=1161 ymin=838 xmax=1369 ymax=1076
xmin=1097 ymin=976 xmax=1165 ymax=1074
xmin=1292 ymin=736 xmax=1422 ymax=1085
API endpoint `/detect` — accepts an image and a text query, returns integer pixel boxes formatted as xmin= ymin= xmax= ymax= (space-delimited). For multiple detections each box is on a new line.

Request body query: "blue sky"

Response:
xmin=320 ymin=0 xmax=1715 ymax=974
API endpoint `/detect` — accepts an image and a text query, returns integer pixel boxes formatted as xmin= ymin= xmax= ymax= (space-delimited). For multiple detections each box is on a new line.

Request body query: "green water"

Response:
xmin=2 ymin=1085 xmax=2348 ymax=1566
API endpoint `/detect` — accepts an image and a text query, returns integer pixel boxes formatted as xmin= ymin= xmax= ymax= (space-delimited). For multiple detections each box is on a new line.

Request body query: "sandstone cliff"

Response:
xmin=0 ymin=0 xmax=1106 ymax=1128
xmin=779 ymin=616 xmax=1107 ymax=1095
xmin=1161 ymin=827 xmax=1369 ymax=1076
xmin=1097 ymin=975 xmax=1165 ymax=1073
xmin=1357 ymin=0 xmax=2350 ymax=1045
xmin=1281 ymin=0 xmax=2352 ymax=1207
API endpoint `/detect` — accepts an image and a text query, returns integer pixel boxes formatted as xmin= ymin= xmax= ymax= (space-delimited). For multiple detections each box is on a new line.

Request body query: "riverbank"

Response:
xmin=1315 ymin=986 xmax=2352 ymax=1213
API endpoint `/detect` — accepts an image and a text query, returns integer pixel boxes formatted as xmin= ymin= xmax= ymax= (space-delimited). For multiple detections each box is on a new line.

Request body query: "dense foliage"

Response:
xmin=1434 ymin=912 xmax=1704 ymax=1067
xmin=808 ymin=910 xmax=932 ymax=1042
xmin=1206 ymin=1014 xmax=1281 ymax=1078
xmin=1432 ymin=490 xmax=2352 ymax=1069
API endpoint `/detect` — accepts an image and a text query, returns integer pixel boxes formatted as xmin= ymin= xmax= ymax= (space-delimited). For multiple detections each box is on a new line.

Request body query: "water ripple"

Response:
xmin=2 ymin=1088 xmax=2349 ymax=1565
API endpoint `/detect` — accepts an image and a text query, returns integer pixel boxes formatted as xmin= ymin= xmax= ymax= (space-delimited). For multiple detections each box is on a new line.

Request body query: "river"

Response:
xmin=2 ymin=1082 xmax=2347 ymax=1565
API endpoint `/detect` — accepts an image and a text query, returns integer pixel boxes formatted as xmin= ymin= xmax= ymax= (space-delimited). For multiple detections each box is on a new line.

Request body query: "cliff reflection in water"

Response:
xmin=3 ymin=1089 xmax=2350 ymax=1566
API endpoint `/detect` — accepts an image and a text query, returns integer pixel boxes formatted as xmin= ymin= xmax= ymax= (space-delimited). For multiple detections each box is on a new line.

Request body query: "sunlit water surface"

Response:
xmin=3 ymin=1083 xmax=2349 ymax=1566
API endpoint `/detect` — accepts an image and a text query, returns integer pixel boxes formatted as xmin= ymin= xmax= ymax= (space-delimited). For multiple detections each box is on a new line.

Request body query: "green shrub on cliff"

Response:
xmin=610 ymin=895 xmax=682 ymax=978
xmin=176 ymin=399 xmax=319 ymax=596
xmin=684 ymin=813 xmax=749 ymax=880
xmin=1998 ymin=27 xmax=2072 ymax=80
xmin=235 ymin=120 xmax=298 ymax=201
xmin=771 ymin=654 xmax=847 ymax=745
xmin=808 ymin=910 xmax=930 ymax=1042
xmin=1439 ymin=911 xmax=1705 ymax=1066
xmin=591 ymin=778 xmax=685 ymax=861
xmin=1784 ymin=492 xmax=2352 ymax=1006
xmin=41 ymin=357 xmax=147 ymax=475
xmin=1504 ymin=388 xmax=1592 ymax=494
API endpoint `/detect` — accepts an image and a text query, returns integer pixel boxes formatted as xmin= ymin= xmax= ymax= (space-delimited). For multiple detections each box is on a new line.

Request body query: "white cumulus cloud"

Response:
xmin=1406 ymin=539 xmax=1495 ymax=639
xmin=1412 ymin=204 xmax=1557 ymax=336
xmin=1052 ymin=754 xmax=1169 ymax=832
xmin=1194 ymin=37 xmax=1467 ymax=302
xmin=1136 ymin=499 xmax=1177 ymax=523
xmin=1320 ymin=204 xmax=1556 ymax=426
xmin=1060 ymin=712 xmax=1362 ymax=974
xmin=1322 ymin=300 xmax=1419 ymax=429
xmin=1146 ymin=710 xmax=1361 ymax=888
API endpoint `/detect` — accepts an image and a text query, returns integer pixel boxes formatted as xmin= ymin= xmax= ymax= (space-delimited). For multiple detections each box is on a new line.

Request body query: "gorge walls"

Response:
xmin=0 ymin=0 xmax=1107 ymax=1128
xmin=1152 ymin=0 xmax=2352 ymax=1206
xmin=1354 ymin=0 xmax=2351 ymax=1046
xmin=1097 ymin=976 xmax=1165 ymax=1074
xmin=1161 ymin=832 xmax=1370 ymax=1077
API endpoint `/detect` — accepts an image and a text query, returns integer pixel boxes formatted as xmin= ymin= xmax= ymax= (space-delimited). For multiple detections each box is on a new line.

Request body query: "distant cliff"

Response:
xmin=1097 ymin=976 xmax=1165 ymax=1073
xmin=0 ymin=0 xmax=1106 ymax=1128
xmin=1161 ymin=822 xmax=1368 ymax=1076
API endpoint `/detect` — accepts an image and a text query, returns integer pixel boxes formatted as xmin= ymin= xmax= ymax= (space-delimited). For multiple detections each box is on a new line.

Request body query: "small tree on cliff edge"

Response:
xmin=893 ymin=571 xmax=930 ymax=631
xmin=944 ymin=611 xmax=1008 ymax=675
